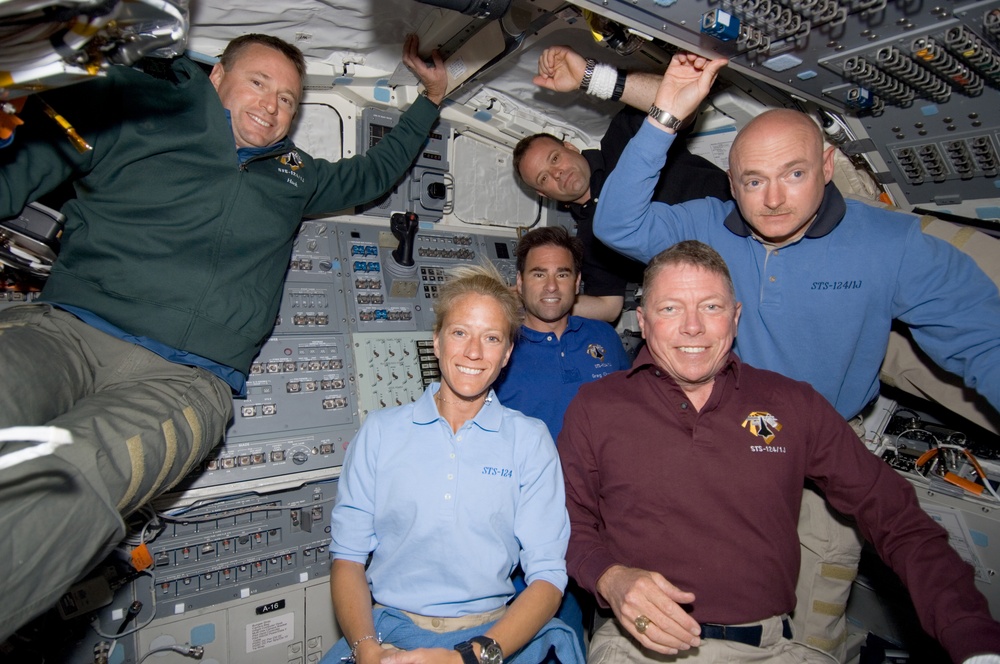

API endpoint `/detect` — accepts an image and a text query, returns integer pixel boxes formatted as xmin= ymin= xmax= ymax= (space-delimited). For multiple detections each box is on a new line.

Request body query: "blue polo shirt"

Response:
xmin=495 ymin=316 xmax=630 ymax=440
xmin=330 ymin=383 xmax=569 ymax=616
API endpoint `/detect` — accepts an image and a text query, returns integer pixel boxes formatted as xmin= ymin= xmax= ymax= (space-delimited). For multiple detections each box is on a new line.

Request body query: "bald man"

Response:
xmin=590 ymin=53 xmax=1000 ymax=661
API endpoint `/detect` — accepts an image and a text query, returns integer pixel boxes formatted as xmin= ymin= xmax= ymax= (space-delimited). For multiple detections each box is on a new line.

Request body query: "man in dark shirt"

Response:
xmin=512 ymin=45 xmax=731 ymax=322
xmin=558 ymin=240 xmax=1000 ymax=664
xmin=0 ymin=33 xmax=446 ymax=640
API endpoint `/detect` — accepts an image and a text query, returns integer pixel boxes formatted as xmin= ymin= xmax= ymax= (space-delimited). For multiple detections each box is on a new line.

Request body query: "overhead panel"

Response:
xmin=572 ymin=0 xmax=1000 ymax=218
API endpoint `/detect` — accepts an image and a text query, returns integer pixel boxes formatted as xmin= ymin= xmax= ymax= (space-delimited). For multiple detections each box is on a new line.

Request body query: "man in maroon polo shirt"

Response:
xmin=558 ymin=240 xmax=1000 ymax=664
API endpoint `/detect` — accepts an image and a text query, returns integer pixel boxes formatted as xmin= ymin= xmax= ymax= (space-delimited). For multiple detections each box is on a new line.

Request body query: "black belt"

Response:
xmin=698 ymin=618 xmax=792 ymax=647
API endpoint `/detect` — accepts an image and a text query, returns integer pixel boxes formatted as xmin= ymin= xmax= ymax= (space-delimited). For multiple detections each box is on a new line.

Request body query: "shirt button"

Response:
xmin=681 ymin=403 xmax=688 ymax=410
xmin=546 ymin=335 xmax=553 ymax=341
xmin=769 ymin=276 xmax=776 ymax=282
xmin=456 ymin=435 xmax=462 ymax=441
xmin=450 ymin=453 xmax=456 ymax=459
xmin=447 ymin=474 xmax=454 ymax=480
xmin=444 ymin=493 xmax=452 ymax=500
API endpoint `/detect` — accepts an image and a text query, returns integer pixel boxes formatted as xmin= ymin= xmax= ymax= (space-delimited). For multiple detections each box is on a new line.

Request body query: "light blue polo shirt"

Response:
xmin=330 ymin=383 xmax=570 ymax=617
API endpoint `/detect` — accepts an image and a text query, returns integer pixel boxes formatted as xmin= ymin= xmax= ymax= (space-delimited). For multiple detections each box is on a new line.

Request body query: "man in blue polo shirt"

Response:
xmin=496 ymin=225 xmax=630 ymax=440
xmin=494 ymin=225 xmax=630 ymax=652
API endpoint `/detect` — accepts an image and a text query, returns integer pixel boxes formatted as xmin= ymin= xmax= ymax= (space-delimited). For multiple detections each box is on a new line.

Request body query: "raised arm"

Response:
xmin=532 ymin=44 xmax=661 ymax=110
xmin=402 ymin=34 xmax=448 ymax=106
xmin=645 ymin=51 xmax=728 ymax=134
xmin=592 ymin=53 xmax=732 ymax=264
xmin=306 ymin=37 xmax=445 ymax=215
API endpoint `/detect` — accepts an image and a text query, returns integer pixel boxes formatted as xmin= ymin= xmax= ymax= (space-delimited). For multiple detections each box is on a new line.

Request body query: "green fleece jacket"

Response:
xmin=1 ymin=57 xmax=440 ymax=373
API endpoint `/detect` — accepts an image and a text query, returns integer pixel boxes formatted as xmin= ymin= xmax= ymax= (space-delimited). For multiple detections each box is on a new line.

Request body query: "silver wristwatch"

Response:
xmin=579 ymin=58 xmax=597 ymax=91
xmin=647 ymin=104 xmax=684 ymax=131
xmin=471 ymin=636 xmax=503 ymax=664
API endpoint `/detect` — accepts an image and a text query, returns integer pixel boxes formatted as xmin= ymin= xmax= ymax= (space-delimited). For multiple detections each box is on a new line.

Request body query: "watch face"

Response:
xmin=481 ymin=644 xmax=503 ymax=664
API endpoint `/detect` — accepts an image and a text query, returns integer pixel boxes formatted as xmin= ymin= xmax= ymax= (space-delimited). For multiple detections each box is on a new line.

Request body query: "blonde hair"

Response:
xmin=434 ymin=263 xmax=521 ymax=342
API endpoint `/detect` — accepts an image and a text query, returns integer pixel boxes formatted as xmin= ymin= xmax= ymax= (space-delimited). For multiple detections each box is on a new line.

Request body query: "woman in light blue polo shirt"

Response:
xmin=323 ymin=263 xmax=581 ymax=664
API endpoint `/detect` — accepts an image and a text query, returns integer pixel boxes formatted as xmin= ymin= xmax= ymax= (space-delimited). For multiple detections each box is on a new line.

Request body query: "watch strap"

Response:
xmin=454 ymin=641 xmax=478 ymax=664
xmin=579 ymin=58 xmax=597 ymax=91
xmin=470 ymin=636 xmax=499 ymax=650
xmin=610 ymin=68 xmax=627 ymax=102
xmin=647 ymin=104 xmax=683 ymax=131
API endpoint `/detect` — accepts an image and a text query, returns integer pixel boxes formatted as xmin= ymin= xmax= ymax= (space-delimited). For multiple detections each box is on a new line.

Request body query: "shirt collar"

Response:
xmin=220 ymin=109 xmax=291 ymax=164
xmin=518 ymin=315 xmax=584 ymax=342
xmin=413 ymin=383 xmax=504 ymax=432
xmin=722 ymin=182 xmax=847 ymax=240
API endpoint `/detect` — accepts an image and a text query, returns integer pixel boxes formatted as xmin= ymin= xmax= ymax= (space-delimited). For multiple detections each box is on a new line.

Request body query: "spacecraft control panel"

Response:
xmin=4 ymin=7 xmax=1000 ymax=653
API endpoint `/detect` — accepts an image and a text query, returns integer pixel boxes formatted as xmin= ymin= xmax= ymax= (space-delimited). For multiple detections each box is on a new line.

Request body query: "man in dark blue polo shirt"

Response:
xmin=495 ymin=226 xmax=630 ymax=440
xmin=494 ymin=225 xmax=630 ymax=652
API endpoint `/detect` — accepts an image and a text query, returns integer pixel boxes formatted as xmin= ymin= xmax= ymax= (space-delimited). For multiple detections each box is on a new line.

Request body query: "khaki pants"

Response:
xmin=788 ymin=413 xmax=869 ymax=662
xmin=0 ymin=304 xmax=232 ymax=641
xmin=380 ymin=604 xmax=508 ymax=633
xmin=790 ymin=487 xmax=864 ymax=661
xmin=589 ymin=615 xmax=833 ymax=663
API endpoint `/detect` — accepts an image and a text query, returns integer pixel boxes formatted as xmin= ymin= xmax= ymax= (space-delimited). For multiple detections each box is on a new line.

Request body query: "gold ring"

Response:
xmin=634 ymin=614 xmax=651 ymax=634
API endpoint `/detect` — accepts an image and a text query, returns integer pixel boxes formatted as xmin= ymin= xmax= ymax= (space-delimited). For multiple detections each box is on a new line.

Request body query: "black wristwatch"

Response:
xmin=454 ymin=636 xmax=503 ymax=664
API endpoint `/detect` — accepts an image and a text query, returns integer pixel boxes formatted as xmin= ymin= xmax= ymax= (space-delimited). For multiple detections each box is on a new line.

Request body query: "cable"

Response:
xmin=119 ymin=506 xmax=164 ymax=548
xmin=137 ymin=643 xmax=204 ymax=663
xmin=947 ymin=444 xmax=1000 ymax=504
xmin=911 ymin=437 xmax=1000 ymax=503
xmin=90 ymin=570 xmax=157 ymax=640
xmin=115 ymin=600 xmax=144 ymax=635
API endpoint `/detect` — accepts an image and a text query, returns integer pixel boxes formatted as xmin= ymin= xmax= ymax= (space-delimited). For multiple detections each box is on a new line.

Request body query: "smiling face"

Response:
xmin=517 ymin=244 xmax=581 ymax=335
xmin=727 ymin=110 xmax=836 ymax=245
xmin=210 ymin=43 xmax=301 ymax=149
xmin=517 ymin=137 xmax=592 ymax=204
xmin=433 ymin=292 xmax=514 ymax=404
xmin=638 ymin=262 xmax=741 ymax=404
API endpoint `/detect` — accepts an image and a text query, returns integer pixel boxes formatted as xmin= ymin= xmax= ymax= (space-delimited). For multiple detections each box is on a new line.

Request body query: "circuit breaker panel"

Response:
xmin=75 ymin=482 xmax=341 ymax=664
xmin=356 ymin=107 xmax=452 ymax=222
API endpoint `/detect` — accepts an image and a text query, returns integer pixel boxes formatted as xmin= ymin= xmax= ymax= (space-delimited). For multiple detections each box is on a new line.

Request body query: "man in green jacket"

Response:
xmin=0 ymin=33 xmax=446 ymax=640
